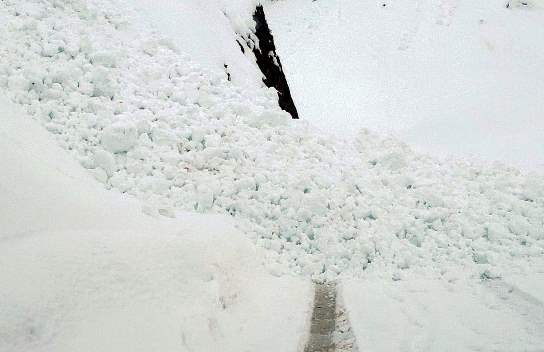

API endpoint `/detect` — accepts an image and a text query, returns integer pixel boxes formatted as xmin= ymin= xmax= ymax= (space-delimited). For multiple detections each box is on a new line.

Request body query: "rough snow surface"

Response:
xmin=0 ymin=97 xmax=311 ymax=352
xmin=266 ymin=0 xmax=544 ymax=173
xmin=0 ymin=0 xmax=543 ymax=282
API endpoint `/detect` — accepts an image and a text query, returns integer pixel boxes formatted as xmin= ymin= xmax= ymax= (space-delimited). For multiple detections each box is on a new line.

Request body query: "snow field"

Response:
xmin=0 ymin=0 xmax=543 ymax=281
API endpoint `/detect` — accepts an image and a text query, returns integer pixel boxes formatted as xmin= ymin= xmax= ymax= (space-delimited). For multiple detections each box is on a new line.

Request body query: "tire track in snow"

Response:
xmin=305 ymin=283 xmax=358 ymax=352
xmin=482 ymin=279 xmax=544 ymax=342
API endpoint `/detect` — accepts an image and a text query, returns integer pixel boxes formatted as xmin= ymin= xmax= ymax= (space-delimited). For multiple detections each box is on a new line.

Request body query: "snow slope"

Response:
xmin=0 ymin=0 xmax=543 ymax=282
xmin=266 ymin=0 xmax=544 ymax=173
xmin=126 ymin=0 xmax=263 ymax=90
xmin=0 ymin=98 xmax=311 ymax=352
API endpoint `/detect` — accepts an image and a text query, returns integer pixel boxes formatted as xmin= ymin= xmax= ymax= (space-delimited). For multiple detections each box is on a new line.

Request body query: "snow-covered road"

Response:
xmin=343 ymin=272 xmax=544 ymax=351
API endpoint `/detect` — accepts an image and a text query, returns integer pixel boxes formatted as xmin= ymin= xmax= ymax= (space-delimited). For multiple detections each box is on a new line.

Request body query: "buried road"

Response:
xmin=305 ymin=283 xmax=358 ymax=352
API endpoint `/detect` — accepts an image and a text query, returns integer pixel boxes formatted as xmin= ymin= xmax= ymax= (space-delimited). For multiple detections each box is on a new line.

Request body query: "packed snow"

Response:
xmin=0 ymin=97 xmax=311 ymax=352
xmin=342 ymin=272 xmax=544 ymax=351
xmin=266 ymin=0 xmax=544 ymax=173
xmin=0 ymin=0 xmax=543 ymax=284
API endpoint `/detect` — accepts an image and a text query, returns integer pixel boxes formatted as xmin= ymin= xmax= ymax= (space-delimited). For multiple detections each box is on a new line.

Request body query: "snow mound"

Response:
xmin=0 ymin=97 xmax=311 ymax=352
xmin=0 ymin=0 xmax=543 ymax=281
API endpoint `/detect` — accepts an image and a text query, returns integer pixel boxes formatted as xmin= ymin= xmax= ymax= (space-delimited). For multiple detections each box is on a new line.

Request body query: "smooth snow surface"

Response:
xmin=342 ymin=273 xmax=544 ymax=351
xmin=266 ymin=0 xmax=544 ymax=173
xmin=128 ymin=0 xmax=263 ymax=90
xmin=501 ymin=259 xmax=544 ymax=302
xmin=0 ymin=0 xmax=543 ymax=282
xmin=0 ymin=97 xmax=311 ymax=352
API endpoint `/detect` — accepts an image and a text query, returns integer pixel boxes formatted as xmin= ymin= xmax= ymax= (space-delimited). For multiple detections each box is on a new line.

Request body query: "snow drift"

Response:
xmin=0 ymin=97 xmax=311 ymax=352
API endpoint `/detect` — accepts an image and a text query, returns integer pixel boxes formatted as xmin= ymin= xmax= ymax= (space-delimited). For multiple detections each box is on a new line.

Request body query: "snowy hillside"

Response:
xmin=266 ymin=0 xmax=544 ymax=172
xmin=1 ymin=0 xmax=544 ymax=351
xmin=1 ymin=0 xmax=543 ymax=281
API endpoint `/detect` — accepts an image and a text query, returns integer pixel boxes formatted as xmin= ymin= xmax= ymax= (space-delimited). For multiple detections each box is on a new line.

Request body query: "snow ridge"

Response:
xmin=1 ymin=0 xmax=543 ymax=281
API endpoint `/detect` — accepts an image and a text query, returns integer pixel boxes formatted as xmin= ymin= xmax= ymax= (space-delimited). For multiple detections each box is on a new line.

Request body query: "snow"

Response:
xmin=500 ymin=259 xmax=544 ymax=302
xmin=100 ymin=121 xmax=139 ymax=153
xmin=342 ymin=274 xmax=544 ymax=351
xmin=1 ymin=0 xmax=544 ymax=349
xmin=266 ymin=0 xmax=544 ymax=173
xmin=127 ymin=0 xmax=263 ymax=90
xmin=0 ymin=97 xmax=311 ymax=352
xmin=0 ymin=0 xmax=543 ymax=283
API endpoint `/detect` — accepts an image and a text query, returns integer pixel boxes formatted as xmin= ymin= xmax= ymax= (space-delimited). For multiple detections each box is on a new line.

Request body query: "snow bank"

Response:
xmin=0 ymin=98 xmax=311 ymax=352
xmin=0 ymin=0 xmax=543 ymax=282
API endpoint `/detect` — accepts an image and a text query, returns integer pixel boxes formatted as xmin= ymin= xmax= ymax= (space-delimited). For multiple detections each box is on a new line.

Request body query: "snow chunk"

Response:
xmin=101 ymin=121 xmax=138 ymax=153
xmin=196 ymin=184 xmax=214 ymax=212
xmin=93 ymin=149 xmax=116 ymax=176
